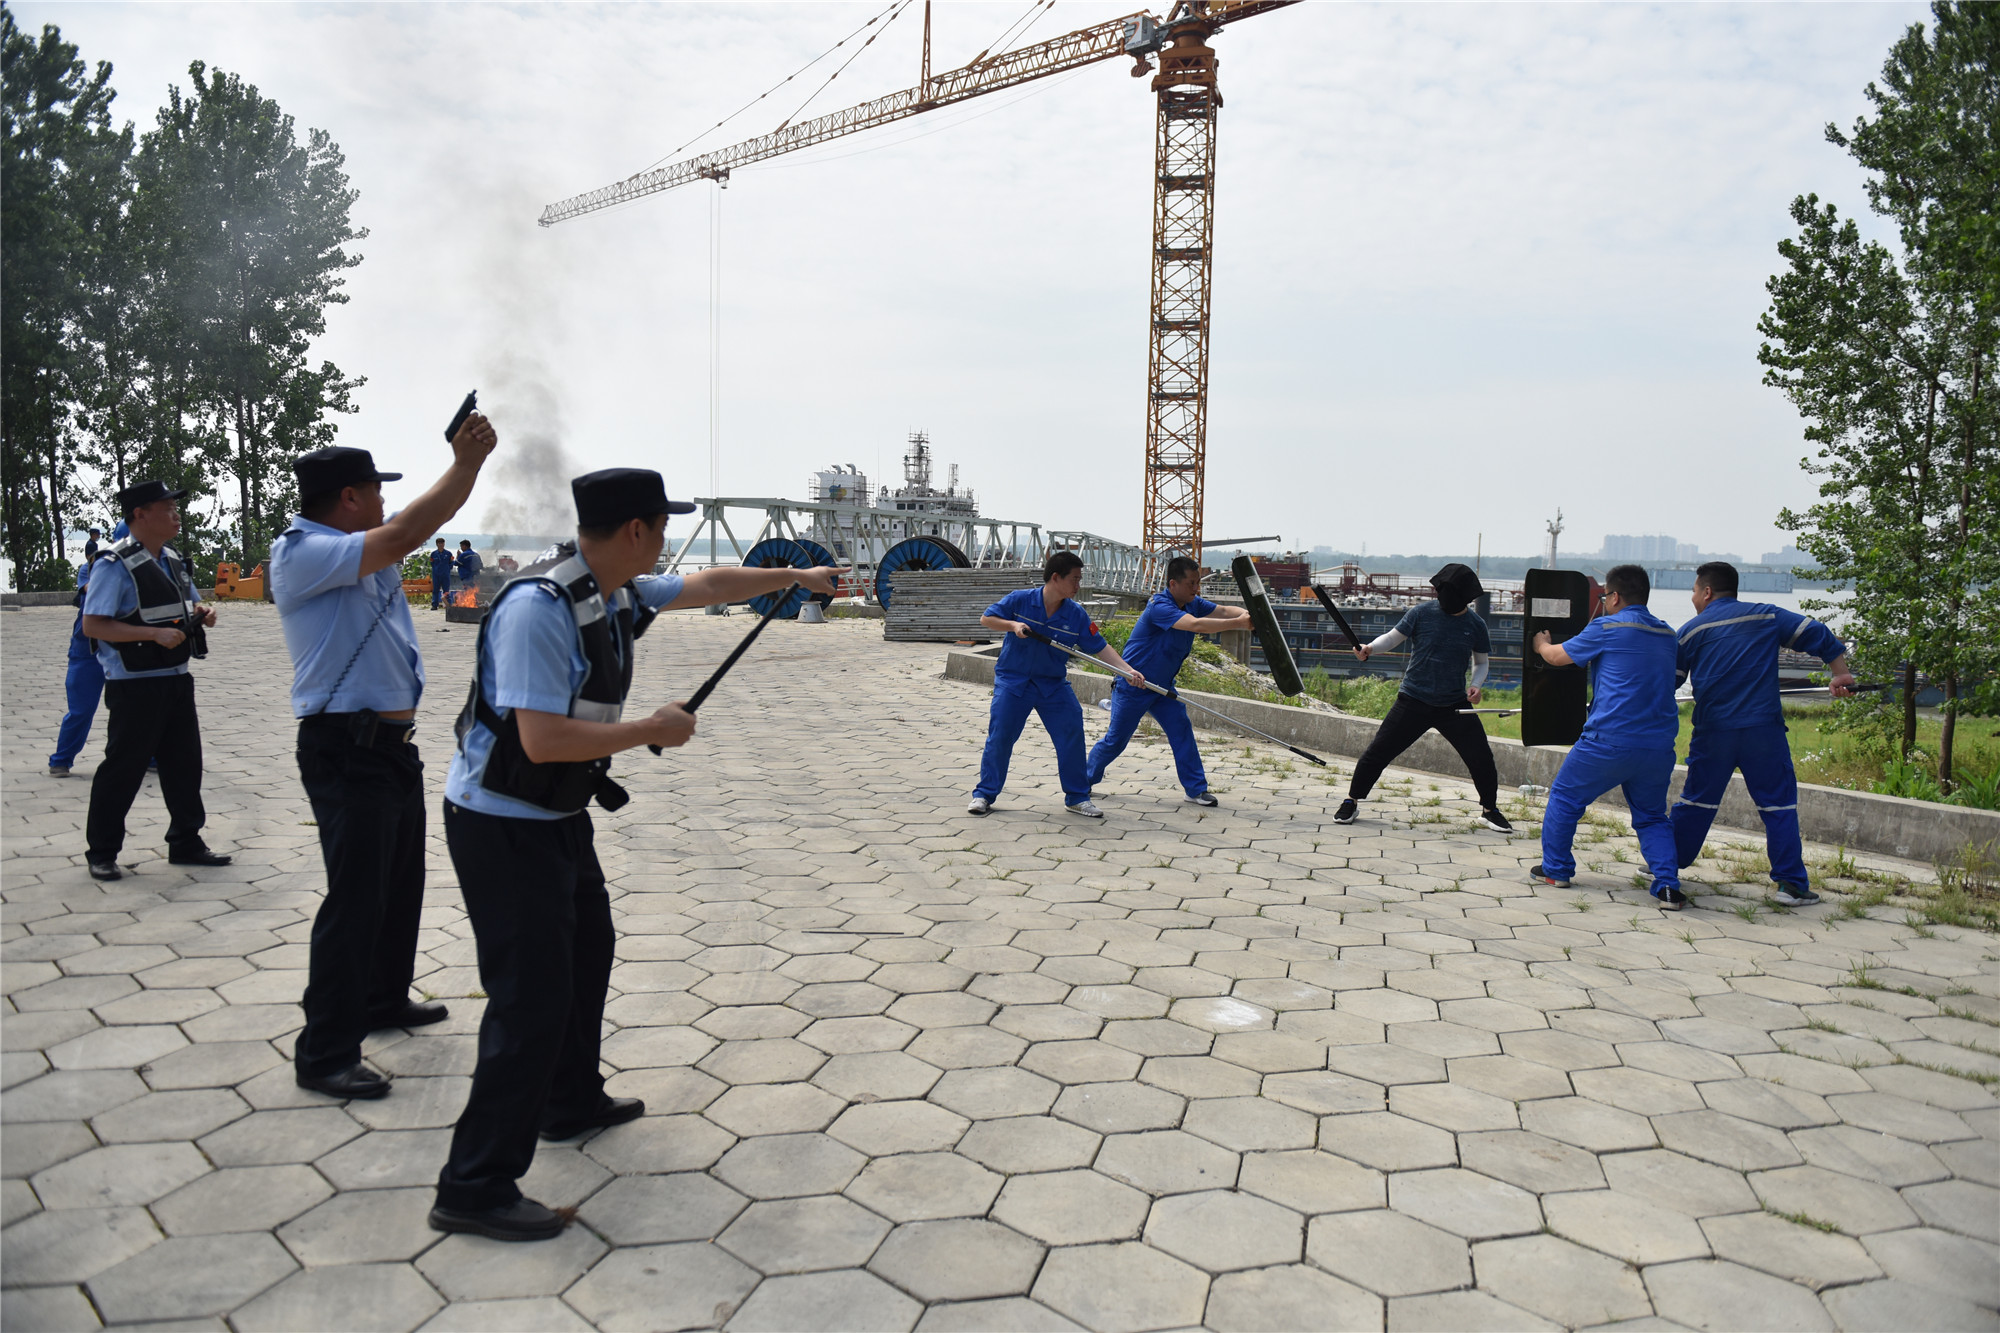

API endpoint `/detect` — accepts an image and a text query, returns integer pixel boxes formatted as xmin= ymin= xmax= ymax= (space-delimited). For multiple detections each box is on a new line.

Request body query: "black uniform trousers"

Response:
xmin=436 ymin=801 xmax=613 ymax=1212
xmin=293 ymin=715 xmax=428 ymax=1078
xmin=86 ymin=674 xmax=206 ymax=862
xmin=1349 ymin=692 xmax=1501 ymax=809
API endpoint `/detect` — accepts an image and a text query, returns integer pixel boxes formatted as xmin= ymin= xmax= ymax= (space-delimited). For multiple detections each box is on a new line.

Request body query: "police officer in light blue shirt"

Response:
xmin=270 ymin=418 xmax=498 ymax=1104
xmin=1529 ymin=564 xmax=1686 ymax=909
xmin=432 ymin=467 xmax=844 ymax=1243
xmin=80 ymin=481 xmax=227 ymax=880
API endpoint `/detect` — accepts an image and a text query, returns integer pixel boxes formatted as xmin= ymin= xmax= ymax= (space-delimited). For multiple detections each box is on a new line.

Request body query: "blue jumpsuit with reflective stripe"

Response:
xmin=973 ymin=587 xmax=1105 ymax=806
xmin=1086 ymin=588 xmax=1214 ymax=798
xmin=1672 ymin=598 xmax=1846 ymax=891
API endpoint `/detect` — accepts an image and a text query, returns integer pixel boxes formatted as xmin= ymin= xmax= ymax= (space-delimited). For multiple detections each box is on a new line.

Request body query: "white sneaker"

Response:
xmin=967 ymin=796 xmax=991 ymax=816
xmin=1186 ymin=792 xmax=1218 ymax=808
xmin=1068 ymin=800 xmax=1105 ymax=819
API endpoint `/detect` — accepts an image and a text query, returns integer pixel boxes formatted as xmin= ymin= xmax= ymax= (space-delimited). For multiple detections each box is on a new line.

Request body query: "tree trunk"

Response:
xmin=1902 ymin=658 xmax=1919 ymax=759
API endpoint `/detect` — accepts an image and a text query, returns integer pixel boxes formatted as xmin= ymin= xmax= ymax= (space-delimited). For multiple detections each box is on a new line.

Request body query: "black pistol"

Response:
xmin=444 ymin=390 xmax=478 ymax=443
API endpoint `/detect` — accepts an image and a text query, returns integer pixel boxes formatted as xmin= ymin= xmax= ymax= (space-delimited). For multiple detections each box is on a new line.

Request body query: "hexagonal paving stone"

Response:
xmin=1751 ymin=1164 xmax=1919 ymax=1235
xmin=719 ymin=1195 xmax=893 ymax=1274
xmin=869 ymin=1219 xmax=1045 ymax=1303
xmin=578 ymin=1172 xmax=749 ymax=1244
xmin=1863 ymin=1227 xmax=2000 ymax=1309
xmin=714 ymin=1132 xmax=867 ymax=1200
xmin=1389 ymin=1168 xmax=1542 ymax=1240
xmin=1237 ymin=1148 xmax=1384 ymax=1215
xmin=1601 ymin=1148 xmax=1755 ymax=1217
xmin=565 ymin=1241 xmax=762 ymax=1332
xmin=1319 ymin=1111 xmax=1457 ymax=1172
xmin=1389 ymin=1082 xmax=1519 ymax=1133
xmin=828 ymin=1099 xmax=969 ymax=1155
xmin=1183 ymin=1096 xmax=1318 ymax=1153
xmin=0 ymin=1205 xmax=162 ymax=1286
xmin=991 ymin=1168 xmax=1151 ymax=1245
xmin=706 ymin=1083 xmax=847 ymax=1136
xmin=1471 ymin=1233 xmax=1651 ymax=1328
xmin=90 ymin=1088 xmax=249 ymax=1144
xmin=813 ymin=1051 xmax=943 ymax=1103
xmin=1145 ymin=1188 xmax=1304 ymax=1272
xmin=1541 ymin=1188 xmax=1710 ymax=1266
xmin=1095 ymin=1129 xmax=1239 ymax=1195
xmin=277 ymin=1187 xmax=439 ymax=1265
xmin=231 ymin=1261 xmax=445 ymax=1332
xmin=1644 ymin=1258 xmax=1836 ymax=1332
xmin=929 ymin=1066 xmax=1059 ymax=1119
xmin=415 ymin=1225 xmax=609 ymax=1302
xmin=1032 ymin=1241 xmax=1210 ymax=1332
xmin=200 ymin=1106 xmax=365 ymax=1165
xmin=86 ymin=1232 xmax=297 ymax=1324
xmin=1019 ymin=1039 xmax=1143 ymax=1085
xmin=846 ymin=1151 xmax=1005 ymax=1222
xmin=1205 ymin=1264 xmax=1380 ymax=1333
xmin=1701 ymin=1210 xmax=1881 ymax=1290
xmin=1050 ymin=1081 xmax=1185 ymax=1134
xmin=1518 ymin=1095 xmax=1656 ymax=1153
xmin=1458 ymin=1130 xmax=1606 ymax=1194
xmin=727 ymin=1269 xmax=924 ymax=1333
xmin=1821 ymin=1278 xmax=2000 ymax=1333
xmin=1792 ymin=1124 xmax=1949 ymax=1188
xmin=1305 ymin=1209 xmax=1471 ymax=1298
xmin=957 ymin=1115 xmax=1102 ymax=1173
xmin=151 ymin=1163 xmax=333 ymax=1235
xmin=31 ymin=1141 xmax=210 ymax=1209
xmin=1383 ymin=1289 xmax=1560 ymax=1332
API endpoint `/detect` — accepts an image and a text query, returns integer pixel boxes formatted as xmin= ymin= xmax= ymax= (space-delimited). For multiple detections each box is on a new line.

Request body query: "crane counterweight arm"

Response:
xmin=540 ymin=11 xmax=1161 ymax=226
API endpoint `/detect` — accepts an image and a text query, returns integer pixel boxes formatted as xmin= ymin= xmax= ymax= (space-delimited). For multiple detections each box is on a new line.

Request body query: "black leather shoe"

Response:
xmin=369 ymin=1000 xmax=449 ymax=1031
xmin=540 ymin=1096 xmax=645 ymax=1141
xmin=86 ymin=860 xmax=122 ymax=881
xmin=167 ymin=846 xmax=232 ymax=867
xmin=428 ymin=1197 xmax=566 ymax=1242
xmin=296 ymin=1064 xmax=390 ymax=1100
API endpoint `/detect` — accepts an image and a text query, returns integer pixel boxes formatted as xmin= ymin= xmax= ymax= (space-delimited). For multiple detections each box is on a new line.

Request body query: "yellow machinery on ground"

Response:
xmin=214 ymin=562 xmax=266 ymax=600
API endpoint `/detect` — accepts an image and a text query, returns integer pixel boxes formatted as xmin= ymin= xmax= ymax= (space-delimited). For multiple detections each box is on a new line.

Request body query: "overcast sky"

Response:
xmin=26 ymin=1 xmax=1927 ymax=558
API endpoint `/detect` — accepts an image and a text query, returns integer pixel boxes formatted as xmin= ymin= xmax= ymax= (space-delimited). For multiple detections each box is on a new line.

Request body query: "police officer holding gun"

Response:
xmin=431 ymin=467 xmax=840 ymax=1242
xmin=81 ymin=481 xmax=228 ymax=880
xmin=270 ymin=410 xmax=498 ymax=1101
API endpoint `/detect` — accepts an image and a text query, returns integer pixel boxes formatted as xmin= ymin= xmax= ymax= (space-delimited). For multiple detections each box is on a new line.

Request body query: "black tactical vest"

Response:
xmin=98 ymin=538 xmax=199 ymax=672
xmin=454 ymin=546 xmax=656 ymax=815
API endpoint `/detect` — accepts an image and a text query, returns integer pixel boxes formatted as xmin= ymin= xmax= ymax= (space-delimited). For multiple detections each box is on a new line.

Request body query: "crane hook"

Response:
xmin=1130 ymin=55 xmax=1153 ymax=77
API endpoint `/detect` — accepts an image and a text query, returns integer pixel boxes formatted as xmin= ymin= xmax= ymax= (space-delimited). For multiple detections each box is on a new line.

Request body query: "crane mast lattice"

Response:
xmin=539 ymin=1 xmax=1299 ymax=571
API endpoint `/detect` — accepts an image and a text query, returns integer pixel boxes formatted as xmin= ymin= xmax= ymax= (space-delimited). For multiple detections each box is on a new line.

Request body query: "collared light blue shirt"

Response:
xmin=1560 ymin=604 xmax=1680 ymax=749
xmin=985 ymin=586 xmax=1107 ymax=684
xmin=1120 ymin=589 xmax=1217 ymax=689
xmin=1677 ymin=596 xmax=1847 ymax=732
xmin=82 ymin=551 xmax=202 ymax=681
xmin=269 ymin=515 xmax=425 ymax=717
xmin=448 ymin=571 xmax=685 ymax=820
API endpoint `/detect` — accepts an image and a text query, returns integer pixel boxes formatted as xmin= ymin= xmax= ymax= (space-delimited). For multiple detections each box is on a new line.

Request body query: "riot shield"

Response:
xmin=1231 ymin=556 xmax=1304 ymax=697
xmin=1521 ymin=568 xmax=1591 ymax=748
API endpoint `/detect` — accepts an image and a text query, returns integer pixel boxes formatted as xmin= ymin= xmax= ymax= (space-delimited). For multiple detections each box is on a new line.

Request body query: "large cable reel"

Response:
xmin=874 ymin=536 xmax=969 ymax=609
xmin=741 ymin=538 xmax=833 ymax=619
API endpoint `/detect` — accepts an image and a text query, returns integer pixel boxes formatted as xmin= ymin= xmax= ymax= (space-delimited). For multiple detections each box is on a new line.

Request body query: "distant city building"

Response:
xmin=1601 ymin=533 xmax=1681 ymax=562
xmin=1761 ymin=544 xmax=1819 ymax=569
xmin=1676 ymin=542 xmax=1700 ymax=562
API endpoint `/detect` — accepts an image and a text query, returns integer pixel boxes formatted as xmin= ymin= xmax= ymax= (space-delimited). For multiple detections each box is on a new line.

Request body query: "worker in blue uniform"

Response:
xmin=971 ymin=550 xmax=1146 ymax=820
xmin=1529 ymin=564 xmax=1687 ymax=909
xmin=1085 ymin=554 xmax=1248 ymax=807
xmin=1672 ymin=561 xmax=1854 ymax=907
xmin=48 ymin=555 xmax=105 ymax=778
xmin=429 ymin=538 xmax=455 ymax=609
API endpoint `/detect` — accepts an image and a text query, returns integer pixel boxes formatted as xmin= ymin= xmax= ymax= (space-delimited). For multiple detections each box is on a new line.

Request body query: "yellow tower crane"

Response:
xmin=540 ymin=0 xmax=1300 ymax=570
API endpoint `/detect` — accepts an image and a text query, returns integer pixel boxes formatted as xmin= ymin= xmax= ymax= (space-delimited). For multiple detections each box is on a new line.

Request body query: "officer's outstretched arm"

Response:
xmin=516 ymin=701 xmax=696 ymax=762
xmin=670 ymin=565 xmax=850 ymax=608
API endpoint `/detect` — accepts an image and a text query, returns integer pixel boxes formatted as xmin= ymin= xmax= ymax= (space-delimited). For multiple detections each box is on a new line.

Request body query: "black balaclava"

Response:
xmin=1430 ymin=562 xmax=1483 ymax=615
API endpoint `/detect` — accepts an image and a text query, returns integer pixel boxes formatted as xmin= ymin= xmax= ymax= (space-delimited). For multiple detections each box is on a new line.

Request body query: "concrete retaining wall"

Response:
xmin=943 ymin=647 xmax=1998 ymax=866
xmin=4 ymin=589 xmax=217 ymax=608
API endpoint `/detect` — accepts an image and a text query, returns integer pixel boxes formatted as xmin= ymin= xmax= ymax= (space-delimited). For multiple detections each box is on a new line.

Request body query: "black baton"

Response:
xmin=1308 ymin=584 xmax=1366 ymax=654
xmin=648 ymin=583 xmax=800 ymax=754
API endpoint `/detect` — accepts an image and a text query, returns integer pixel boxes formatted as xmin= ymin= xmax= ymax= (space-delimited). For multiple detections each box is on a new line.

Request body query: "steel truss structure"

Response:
xmin=663 ymin=497 xmax=1158 ymax=596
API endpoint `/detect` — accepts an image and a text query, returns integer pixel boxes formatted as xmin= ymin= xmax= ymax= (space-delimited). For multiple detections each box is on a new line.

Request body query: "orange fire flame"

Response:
xmin=453 ymin=589 xmax=477 ymax=608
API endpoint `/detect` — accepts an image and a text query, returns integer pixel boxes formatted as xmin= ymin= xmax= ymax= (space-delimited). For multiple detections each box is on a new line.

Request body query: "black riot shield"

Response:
xmin=1231 ymin=556 xmax=1304 ymax=697
xmin=1521 ymin=568 xmax=1591 ymax=748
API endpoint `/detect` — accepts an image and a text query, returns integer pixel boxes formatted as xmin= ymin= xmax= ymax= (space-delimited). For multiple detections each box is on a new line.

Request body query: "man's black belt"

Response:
xmin=304 ymin=709 xmax=416 ymax=749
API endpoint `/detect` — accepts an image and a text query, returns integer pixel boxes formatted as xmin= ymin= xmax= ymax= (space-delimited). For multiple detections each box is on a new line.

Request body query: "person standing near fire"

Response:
xmin=269 ymin=415 xmax=498 ymax=1101
xmin=429 ymin=537 xmax=455 ymax=610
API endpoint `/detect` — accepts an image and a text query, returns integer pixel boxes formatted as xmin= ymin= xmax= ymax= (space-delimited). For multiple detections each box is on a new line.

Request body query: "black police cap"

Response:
xmin=294 ymin=446 xmax=403 ymax=498
xmin=116 ymin=479 xmax=189 ymax=512
xmin=572 ymin=468 xmax=697 ymax=528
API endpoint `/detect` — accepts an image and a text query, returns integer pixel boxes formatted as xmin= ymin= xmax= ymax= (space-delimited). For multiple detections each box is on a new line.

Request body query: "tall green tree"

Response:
xmin=1766 ymin=0 xmax=1998 ymax=787
xmin=132 ymin=62 xmax=365 ymax=566
xmin=1 ymin=4 xmax=123 ymax=588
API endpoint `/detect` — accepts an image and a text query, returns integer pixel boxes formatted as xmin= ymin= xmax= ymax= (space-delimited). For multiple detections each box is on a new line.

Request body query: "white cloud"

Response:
xmin=26 ymin=0 xmax=1926 ymax=558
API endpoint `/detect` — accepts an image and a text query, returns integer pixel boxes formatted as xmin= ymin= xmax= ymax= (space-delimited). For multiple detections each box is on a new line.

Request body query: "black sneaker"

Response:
xmin=1528 ymin=863 xmax=1572 ymax=887
xmin=428 ymin=1197 xmax=566 ymax=1242
xmin=1772 ymin=884 xmax=1822 ymax=907
xmin=1479 ymin=807 xmax=1514 ymax=833
xmin=1333 ymin=798 xmax=1358 ymax=825
xmin=1653 ymin=885 xmax=1689 ymax=911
